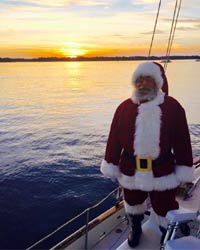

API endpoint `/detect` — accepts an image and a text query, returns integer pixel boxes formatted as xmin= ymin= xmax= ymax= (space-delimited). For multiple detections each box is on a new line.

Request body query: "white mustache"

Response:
xmin=134 ymin=88 xmax=158 ymax=102
xmin=138 ymin=87 xmax=151 ymax=91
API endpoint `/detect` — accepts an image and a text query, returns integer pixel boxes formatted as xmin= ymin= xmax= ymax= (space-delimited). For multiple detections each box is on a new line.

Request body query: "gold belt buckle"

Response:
xmin=136 ymin=156 xmax=152 ymax=172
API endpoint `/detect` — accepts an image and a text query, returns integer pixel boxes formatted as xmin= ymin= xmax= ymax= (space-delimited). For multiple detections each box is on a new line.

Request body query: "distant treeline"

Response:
xmin=0 ymin=55 xmax=199 ymax=62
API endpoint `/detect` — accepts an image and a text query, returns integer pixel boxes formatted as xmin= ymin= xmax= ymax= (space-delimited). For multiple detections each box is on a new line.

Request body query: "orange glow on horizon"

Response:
xmin=59 ymin=42 xmax=88 ymax=58
xmin=0 ymin=44 xmax=199 ymax=59
xmin=60 ymin=48 xmax=88 ymax=58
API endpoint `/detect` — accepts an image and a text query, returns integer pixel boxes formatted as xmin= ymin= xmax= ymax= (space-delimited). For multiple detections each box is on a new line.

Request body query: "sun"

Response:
xmin=60 ymin=43 xmax=88 ymax=58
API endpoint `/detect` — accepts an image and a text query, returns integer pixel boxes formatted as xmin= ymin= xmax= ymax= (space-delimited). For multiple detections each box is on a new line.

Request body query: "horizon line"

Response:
xmin=0 ymin=54 xmax=199 ymax=62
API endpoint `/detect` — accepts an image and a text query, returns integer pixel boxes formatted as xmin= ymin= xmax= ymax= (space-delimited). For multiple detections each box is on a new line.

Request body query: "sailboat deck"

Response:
xmin=91 ymin=218 xmax=129 ymax=250
xmin=92 ymin=168 xmax=200 ymax=250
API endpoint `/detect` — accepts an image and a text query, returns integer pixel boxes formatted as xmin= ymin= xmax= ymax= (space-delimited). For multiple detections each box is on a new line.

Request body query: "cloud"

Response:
xmin=176 ymin=25 xmax=200 ymax=31
xmin=132 ymin=0 xmax=161 ymax=4
xmin=141 ymin=29 xmax=165 ymax=35
xmin=5 ymin=0 xmax=110 ymax=7
xmin=162 ymin=17 xmax=200 ymax=24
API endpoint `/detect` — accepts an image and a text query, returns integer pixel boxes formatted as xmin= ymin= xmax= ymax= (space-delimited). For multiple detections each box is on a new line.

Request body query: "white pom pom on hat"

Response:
xmin=132 ymin=62 xmax=164 ymax=89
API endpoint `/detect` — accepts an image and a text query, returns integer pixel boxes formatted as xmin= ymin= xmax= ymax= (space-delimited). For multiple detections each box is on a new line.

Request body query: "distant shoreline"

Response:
xmin=0 ymin=55 xmax=199 ymax=62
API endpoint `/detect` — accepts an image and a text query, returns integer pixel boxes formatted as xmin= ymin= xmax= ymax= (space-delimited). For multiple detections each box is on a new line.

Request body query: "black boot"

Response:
xmin=159 ymin=225 xmax=167 ymax=245
xmin=127 ymin=214 xmax=144 ymax=248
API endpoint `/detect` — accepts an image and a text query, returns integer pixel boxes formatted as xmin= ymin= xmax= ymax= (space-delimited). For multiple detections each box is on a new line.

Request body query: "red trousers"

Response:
xmin=123 ymin=188 xmax=179 ymax=217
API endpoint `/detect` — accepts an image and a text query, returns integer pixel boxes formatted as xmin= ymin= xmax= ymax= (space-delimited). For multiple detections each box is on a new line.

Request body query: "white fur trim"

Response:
xmin=133 ymin=91 xmax=164 ymax=160
xmin=117 ymin=171 xmax=180 ymax=191
xmin=175 ymin=165 xmax=195 ymax=183
xmin=124 ymin=200 xmax=146 ymax=215
xmin=100 ymin=159 xmax=121 ymax=178
xmin=149 ymin=209 xmax=169 ymax=228
xmin=132 ymin=62 xmax=163 ymax=89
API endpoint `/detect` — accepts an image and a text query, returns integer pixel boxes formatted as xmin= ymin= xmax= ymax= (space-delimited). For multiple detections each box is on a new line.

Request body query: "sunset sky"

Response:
xmin=0 ymin=0 xmax=199 ymax=58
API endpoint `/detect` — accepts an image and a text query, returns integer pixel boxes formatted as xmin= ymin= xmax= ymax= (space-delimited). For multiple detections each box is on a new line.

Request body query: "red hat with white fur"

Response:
xmin=132 ymin=62 xmax=168 ymax=95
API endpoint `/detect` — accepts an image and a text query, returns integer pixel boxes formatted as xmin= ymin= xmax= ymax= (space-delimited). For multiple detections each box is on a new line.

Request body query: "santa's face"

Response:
xmin=135 ymin=76 xmax=158 ymax=103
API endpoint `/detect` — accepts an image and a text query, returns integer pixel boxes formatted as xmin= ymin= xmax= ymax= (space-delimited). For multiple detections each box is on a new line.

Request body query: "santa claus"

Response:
xmin=100 ymin=61 xmax=194 ymax=248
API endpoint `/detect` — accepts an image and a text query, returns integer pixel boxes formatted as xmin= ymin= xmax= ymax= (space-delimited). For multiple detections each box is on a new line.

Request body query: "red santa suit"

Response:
xmin=100 ymin=62 xmax=194 ymax=227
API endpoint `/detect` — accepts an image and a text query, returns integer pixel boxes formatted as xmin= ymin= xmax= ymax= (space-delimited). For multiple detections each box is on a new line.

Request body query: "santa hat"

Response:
xmin=132 ymin=62 xmax=168 ymax=95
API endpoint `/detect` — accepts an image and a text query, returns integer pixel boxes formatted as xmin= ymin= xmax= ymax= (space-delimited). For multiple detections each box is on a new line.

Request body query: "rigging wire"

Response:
xmin=147 ymin=0 xmax=183 ymax=72
xmin=164 ymin=0 xmax=183 ymax=71
xmin=148 ymin=0 xmax=162 ymax=58
xmin=164 ymin=0 xmax=179 ymax=67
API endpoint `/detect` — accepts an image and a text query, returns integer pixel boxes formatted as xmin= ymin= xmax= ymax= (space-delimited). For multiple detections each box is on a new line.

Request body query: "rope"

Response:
xmin=26 ymin=187 xmax=119 ymax=250
xmin=165 ymin=0 xmax=183 ymax=70
xmin=164 ymin=0 xmax=182 ymax=71
xmin=164 ymin=0 xmax=179 ymax=70
xmin=148 ymin=0 xmax=162 ymax=58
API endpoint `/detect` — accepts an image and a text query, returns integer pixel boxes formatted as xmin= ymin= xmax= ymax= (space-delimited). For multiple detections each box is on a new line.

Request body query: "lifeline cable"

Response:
xmin=164 ymin=0 xmax=183 ymax=71
xmin=148 ymin=0 xmax=162 ymax=58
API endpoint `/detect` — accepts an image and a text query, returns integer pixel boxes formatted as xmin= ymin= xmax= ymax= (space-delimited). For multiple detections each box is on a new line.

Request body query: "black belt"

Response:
xmin=123 ymin=151 xmax=173 ymax=171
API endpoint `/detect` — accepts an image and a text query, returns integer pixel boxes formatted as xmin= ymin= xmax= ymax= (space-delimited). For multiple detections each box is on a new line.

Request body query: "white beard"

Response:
xmin=134 ymin=86 xmax=159 ymax=103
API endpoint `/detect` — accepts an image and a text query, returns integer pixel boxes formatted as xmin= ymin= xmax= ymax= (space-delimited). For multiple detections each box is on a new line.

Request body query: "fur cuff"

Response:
xmin=149 ymin=209 xmax=169 ymax=228
xmin=117 ymin=171 xmax=179 ymax=191
xmin=175 ymin=165 xmax=195 ymax=183
xmin=100 ymin=159 xmax=121 ymax=179
xmin=124 ymin=200 xmax=146 ymax=215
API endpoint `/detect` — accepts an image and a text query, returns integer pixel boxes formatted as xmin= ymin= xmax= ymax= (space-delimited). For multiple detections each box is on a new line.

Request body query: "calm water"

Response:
xmin=0 ymin=60 xmax=200 ymax=249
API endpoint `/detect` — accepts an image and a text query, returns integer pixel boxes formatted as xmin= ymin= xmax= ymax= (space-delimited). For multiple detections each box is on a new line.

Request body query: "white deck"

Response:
xmin=116 ymin=220 xmax=161 ymax=250
xmin=91 ymin=218 xmax=129 ymax=250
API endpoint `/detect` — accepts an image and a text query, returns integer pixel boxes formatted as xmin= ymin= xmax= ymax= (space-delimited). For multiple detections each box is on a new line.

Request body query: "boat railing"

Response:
xmin=27 ymin=186 xmax=123 ymax=250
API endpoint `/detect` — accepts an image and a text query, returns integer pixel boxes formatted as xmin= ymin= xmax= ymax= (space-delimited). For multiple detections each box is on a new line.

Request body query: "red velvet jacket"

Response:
xmin=101 ymin=91 xmax=194 ymax=191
